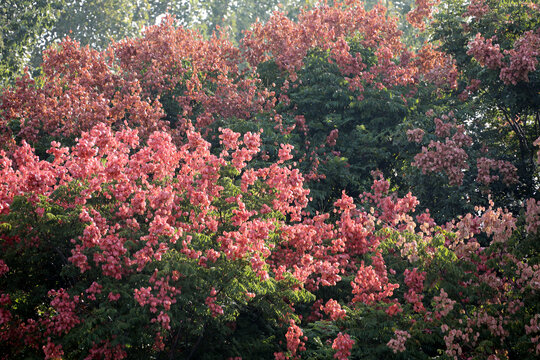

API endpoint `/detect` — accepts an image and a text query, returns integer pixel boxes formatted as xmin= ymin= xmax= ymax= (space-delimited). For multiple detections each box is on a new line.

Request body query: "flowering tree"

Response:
xmin=0 ymin=0 xmax=458 ymax=211
xmin=430 ymin=0 xmax=540 ymax=197
xmin=0 ymin=123 xmax=315 ymax=358
xmin=400 ymin=107 xmax=522 ymax=222
xmin=2 ymin=129 xmax=538 ymax=359
xmin=0 ymin=1 xmax=539 ymax=360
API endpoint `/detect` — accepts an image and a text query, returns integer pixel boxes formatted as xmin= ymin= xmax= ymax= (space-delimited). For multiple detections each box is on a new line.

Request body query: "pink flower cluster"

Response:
xmin=326 ymin=129 xmax=339 ymax=147
xmin=351 ymin=261 xmax=399 ymax=305
xmin=332 ymin=332 xmax=355 ymax=360
xmin=476 ymin=157 xmax=518 ymax=187
xmin=452 ymin=201 xmax=516 ymax=244
xmin=525 ymin=198 xmax=540 ymax=234
xmin=47 ymin=289 xmax=80 ymax=336
xmin=525 ymin=314 xmax=540 ymax=355
xmin=470 ymin=310 xmax=508 ymax=339
xmin=321 ymin=299 xmax=347 ymax=320
xmin=467 ymin=28 xmax=540 ymax=86
xmin=413 ymin=137 xmax=470 ymax=186
xmin=467 ymin=34 xmax=504 ymax=70
xmin=406 ymin=128 xmax=425 ymax=143
xmin=516 ymin=261 xmax=540 ymax=292
xmin=440 ymin=325 xmax=470 ymax=359
xmin=478 ymin=205 xmax=516 ymax=243
xmin=458 ymin=78 xmax=482 ymax=101
xmin=404 ymin=268 xmax=426 ymax=312
xmin=500 ymin=30 xmax=540 ymax=85
xmin=85 ymin=340 xmax=127 ymax=360
xmin=433 ymin=288 xmax=456 ymax=318
xmin=434 ymin=116 xmax=454 ymax=137
xmin=464 ymin=0 xmax=490 ymax=18
xmin=205 ymin=287 xmax=224 ymax=318
xmin=133 ymin=270 xmax=180 ymax=329
xmin=387 ymin=329 xmax=411 ymax=353
xmin=0 ymin=259 xmax=8 ymax=276
xmin=414 ymin=44 xmax=459 ymax=89
xmin=406 ymin=0 xmax=441 ymax=30
xmin=412 ymin=112 xmax=472 ymax=185
xmin=85 ymin=281 xmax=103 ymax=301
xmin=285 ymin=320 xmax=305 ymax=358
xmin=43 ymin=338 xmax=64 ymax=360
xmin=410 ymin=111 xmax=519 ymax=189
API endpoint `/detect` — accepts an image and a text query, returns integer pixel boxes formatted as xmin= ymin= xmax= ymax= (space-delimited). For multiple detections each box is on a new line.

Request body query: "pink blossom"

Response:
xmin=43 ymin=338 xmax=64 ymax=360
xmin=525 ymin=198 xmax=540 ymax=234
xmin=205 ymin=287 xmax=224 ymax=317
xmin=467 ymin=34 xmax=504 ymax=70
xmin=326 ymin=129 xmax=339 ymax=146
xmin=332 ymin=332 xmax=354 ymax=360
xmin=464 ymin=0 xmax=490 ymax=18
xmin=0 ymin=259 xmax=8 ymax=276
xmin=285 ymin=320 xmax=305 ymax=356
xmin=406 ymin=128 xmax=425 ymax=143
xmin=321 ymin=299 xmax=347 ymax=320
xmin=433 ymin=288 xmax=456 ymax=318
xmin=500 ymin=30 xmax=540 ymax=85
xmin=387 ymin=330 xmax=411 ymax=353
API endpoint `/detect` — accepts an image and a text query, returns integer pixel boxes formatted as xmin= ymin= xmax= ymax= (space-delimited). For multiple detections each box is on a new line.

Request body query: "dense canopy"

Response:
xmin=0 ymin=1 xmax=539 ymax=359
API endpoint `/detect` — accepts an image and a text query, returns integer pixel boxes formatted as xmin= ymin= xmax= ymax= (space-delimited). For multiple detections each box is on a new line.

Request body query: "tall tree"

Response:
xmin=51 ymin=0 xmax=148 ymax=48
xmin=0 ymin=0 xmax=62 ymax=85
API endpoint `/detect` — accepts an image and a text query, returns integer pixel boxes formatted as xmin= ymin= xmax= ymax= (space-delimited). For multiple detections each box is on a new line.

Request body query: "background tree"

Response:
xmin=147 ymin=0 xmax=316 ymax=42
xmin=0 ymin=0 xmax=62 ymax=86
xmin=28 ymin=0 xmax=316 ymax=70
xmin=29 ymin=0 xmax=151 ymax=68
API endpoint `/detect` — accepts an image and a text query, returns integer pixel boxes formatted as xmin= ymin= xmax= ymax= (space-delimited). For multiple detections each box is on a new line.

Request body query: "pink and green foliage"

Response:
xmin=1 ymin=122 xmax=539 ymax=358
xmin=0 ymin=1 xmax=539 ymax=360
xmin=468 ymin=29 xmax=540 ymax=86
xmin=0 ymin=16 xmax=273 ymax=148
xmin=408 ymin=109 xmax=518 ymax=189
xmin=0 ymin=122 xmax=313 ymax=358
xmin=242 ymin=0 xmax=457 ymax=93
xmin=400 ymin=104 xmax=525 ymax=225
xmin=0 ymin=0 xmax=458 ymax=154
xmin=430 ymin=0 xmax=539 ymax=205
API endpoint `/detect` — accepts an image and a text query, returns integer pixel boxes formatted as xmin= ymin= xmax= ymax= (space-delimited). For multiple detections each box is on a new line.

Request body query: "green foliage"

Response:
xmin=251 ymin=46 xmax=410 ymax=213
xmin=0 ymin=0 xmax=62 ymax=85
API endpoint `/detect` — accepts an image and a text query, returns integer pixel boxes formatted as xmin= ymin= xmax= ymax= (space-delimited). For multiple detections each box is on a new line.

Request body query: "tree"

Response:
xmin=1 ymin=2 xmax=539 ymax=359
xmin=1 ymin=130 xmax=538 ymax=358
xmin=0 ymin=0 xmax=62 ymax=86
xmin=30 ymin=0 xmax=316 ymax=69
xmin=430 ymin=0 xmax=540 ymax=199
xmin=150 ymin=0 xmax=316 ymax=41
xmin=28 ymin=0 xmax=151 ymax=69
